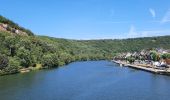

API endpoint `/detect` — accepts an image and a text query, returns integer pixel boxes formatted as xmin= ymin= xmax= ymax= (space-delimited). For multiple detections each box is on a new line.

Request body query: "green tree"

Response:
xmin=126 ymin=56 xmax=135 ymax=64
xmin=41 ymin=53 xmax=56 ymax=68
xmin=16 ymin=47 xmax=32 ymax=67
xmin=161 ymin=53 xmax=170 ymax=59
xmin=4 ymin=36 xmax=18 ymax=56
xmin=0 ymin=54 xmax=8 ymax=69
xmin=5 ymin=57 xmax=20 ymax=74
xmin=150 ymin=51 xmax=160 ymax=61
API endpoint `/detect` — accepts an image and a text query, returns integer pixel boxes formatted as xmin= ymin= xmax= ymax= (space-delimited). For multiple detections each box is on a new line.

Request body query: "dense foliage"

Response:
xmin=0 ymin=30 xmax=170 ymax=75
xmin=0 ymin=16 xmax=170 ymax=75
xmin=0 ymin=32 xmax=106 ymax=75
xmin=161 ymin=53 xmax=170 ymax=59
xmin=150 ymin=51 xmax=160 ymax=61
xmin=126 ymin=56 xmax=135 ymax=64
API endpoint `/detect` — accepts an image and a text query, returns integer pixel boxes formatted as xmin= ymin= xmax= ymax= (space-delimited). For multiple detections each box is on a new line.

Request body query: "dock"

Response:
xmin=112 ymin=60 xmax=170 ymax=75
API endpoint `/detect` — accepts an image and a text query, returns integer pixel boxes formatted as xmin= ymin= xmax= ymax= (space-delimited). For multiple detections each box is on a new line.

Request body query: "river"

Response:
xmin=0 ymin=61 xmax=170 ymax=100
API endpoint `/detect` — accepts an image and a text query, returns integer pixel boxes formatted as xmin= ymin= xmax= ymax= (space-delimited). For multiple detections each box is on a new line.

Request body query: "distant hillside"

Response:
xmin=0 ymin=15 xmax=170 ymax=75
xmin=39 ymin=35 xmax=170 ymax=58
xmin=80 ymin=36 xmax=170 ymax=53
xmin=0 ymin=15 xmax=34 ymax=36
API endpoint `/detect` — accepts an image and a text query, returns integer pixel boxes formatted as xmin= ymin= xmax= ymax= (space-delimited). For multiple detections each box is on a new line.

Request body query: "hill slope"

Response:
xmin=0 ymin=15 xmax=34 ymax=36
xmin=0 ymin=15 xmax=170 ymax=75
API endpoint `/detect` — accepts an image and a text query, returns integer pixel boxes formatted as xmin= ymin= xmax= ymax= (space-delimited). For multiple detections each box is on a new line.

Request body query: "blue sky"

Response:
xmin=0 ymin=0 xmax=170 ymax=39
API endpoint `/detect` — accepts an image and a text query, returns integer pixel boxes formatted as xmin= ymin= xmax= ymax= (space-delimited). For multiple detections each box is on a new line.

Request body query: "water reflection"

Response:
xmin=0 ymin=61 xmax=170 ymax=100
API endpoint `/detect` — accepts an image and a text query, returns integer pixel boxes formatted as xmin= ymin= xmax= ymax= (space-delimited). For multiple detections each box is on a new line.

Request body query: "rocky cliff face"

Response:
xmin=0 ymin=15 xmax=34 ymax=36
xmin=0 ymin=23 xmax=28 ymax=36
xmin=0 ymin=23 xmax=7 ymax=31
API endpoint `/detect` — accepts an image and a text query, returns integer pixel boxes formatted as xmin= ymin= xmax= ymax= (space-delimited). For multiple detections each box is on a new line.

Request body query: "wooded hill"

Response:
xmin=0 ymin=15 xmax=170 ymax=75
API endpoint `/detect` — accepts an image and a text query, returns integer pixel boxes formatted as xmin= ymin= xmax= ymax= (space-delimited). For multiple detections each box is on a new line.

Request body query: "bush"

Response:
xmin=16 ymin=47 xmax=32 ymax=67
xmin=161 ymin=53 xmax=170 ymax=59
xmin=150 ymin=51 xmax=160 ymax=61
xmin=0 ymin=54 xmax=8 ymax=69
xmin=8 ymin=57 xmax=20 ymax=68
xmin=41 ymin=54 xmax=56 ymax=68
xmin=126 ymin=56 xmax=135 ymax=64
xmin=0 ymin=57 xmax=20 ymax=75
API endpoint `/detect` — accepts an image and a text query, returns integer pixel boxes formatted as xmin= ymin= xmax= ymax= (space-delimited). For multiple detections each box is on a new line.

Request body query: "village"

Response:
xmin=113 ymin=48 xmax=170 ymax=75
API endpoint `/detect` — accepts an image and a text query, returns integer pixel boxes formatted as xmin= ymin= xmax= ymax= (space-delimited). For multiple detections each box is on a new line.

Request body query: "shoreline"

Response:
xmin=112 ymin=60 xmax=170 ymax=75
xmin=0 ymin=60 xmax=107 ymax=76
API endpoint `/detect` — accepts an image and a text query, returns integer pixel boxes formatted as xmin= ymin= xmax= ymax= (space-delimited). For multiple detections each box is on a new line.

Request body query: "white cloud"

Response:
xmin=149 ymin=8 xmax=156 ymax=18
xmin=125 ymin=29 xmax=170 ymax=39
xmin=64 ymin=29 xmax=170 ymax=40
xmin=140 ymin=30 xmax=170 ymax=37
xmin=161 ymin=9 xmax=170 ymax=23
xmin=127 ymin=25 xmax=139 ymax=38
xmin=124 ymin=25 xmax=170 ymax=39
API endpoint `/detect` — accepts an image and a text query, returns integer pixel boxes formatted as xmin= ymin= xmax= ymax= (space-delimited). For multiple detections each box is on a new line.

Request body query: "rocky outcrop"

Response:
xmin=0 ymin=23 xmax=7 ymax=31
xmin=0 ymin=23 xmax=27 ymax=36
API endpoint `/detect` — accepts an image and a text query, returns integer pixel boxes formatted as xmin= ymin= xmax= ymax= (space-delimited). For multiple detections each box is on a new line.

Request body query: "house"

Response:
xmin=125 ymin=52 xmax=131 ymax=58
xmin=153 ymin=62 xmax=161 ymax=67
xmin=165 ymin=59 xmax=170 ymax=65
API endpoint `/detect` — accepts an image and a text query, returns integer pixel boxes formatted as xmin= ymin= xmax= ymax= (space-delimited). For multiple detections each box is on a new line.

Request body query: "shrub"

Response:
xmin=161 ymin=53 xmax=170 ymax=59
xmin=126 ymin=56 xmax=135 ymax=64
xmin=0 ymin=54 xmax=8 ymax=69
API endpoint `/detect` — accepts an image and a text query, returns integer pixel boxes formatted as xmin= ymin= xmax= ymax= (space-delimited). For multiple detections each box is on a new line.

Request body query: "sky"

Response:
xmin=0 ymin=0 xmax=170 ymax=40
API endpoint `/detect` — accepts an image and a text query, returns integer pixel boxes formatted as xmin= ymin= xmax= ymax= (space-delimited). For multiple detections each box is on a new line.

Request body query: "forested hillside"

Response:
xmin=0 ymin=15 xmax=170 ymax=75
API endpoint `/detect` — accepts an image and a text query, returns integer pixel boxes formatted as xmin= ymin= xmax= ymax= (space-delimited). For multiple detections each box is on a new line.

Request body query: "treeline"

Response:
xmin=81 ymin=36 xmax=170 ymax=54
xmin=0 ymin=15 xmax=170 ymax=75
xmin=0 ymin=30 xmax=170 ymax=75
xmin=0 ymin=32 xmax=106 ymax=75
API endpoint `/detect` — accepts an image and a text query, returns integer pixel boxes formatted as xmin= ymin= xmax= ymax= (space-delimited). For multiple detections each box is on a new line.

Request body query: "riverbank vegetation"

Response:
xmin=0 ymin=31 xmax=107 ymax=75
xmin=0 ymin=15 xmax=170 ymax=75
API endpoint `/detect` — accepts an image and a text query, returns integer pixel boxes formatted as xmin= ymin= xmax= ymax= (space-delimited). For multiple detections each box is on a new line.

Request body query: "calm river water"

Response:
xmin=0 ymin=61 xmax=170 ymax=100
